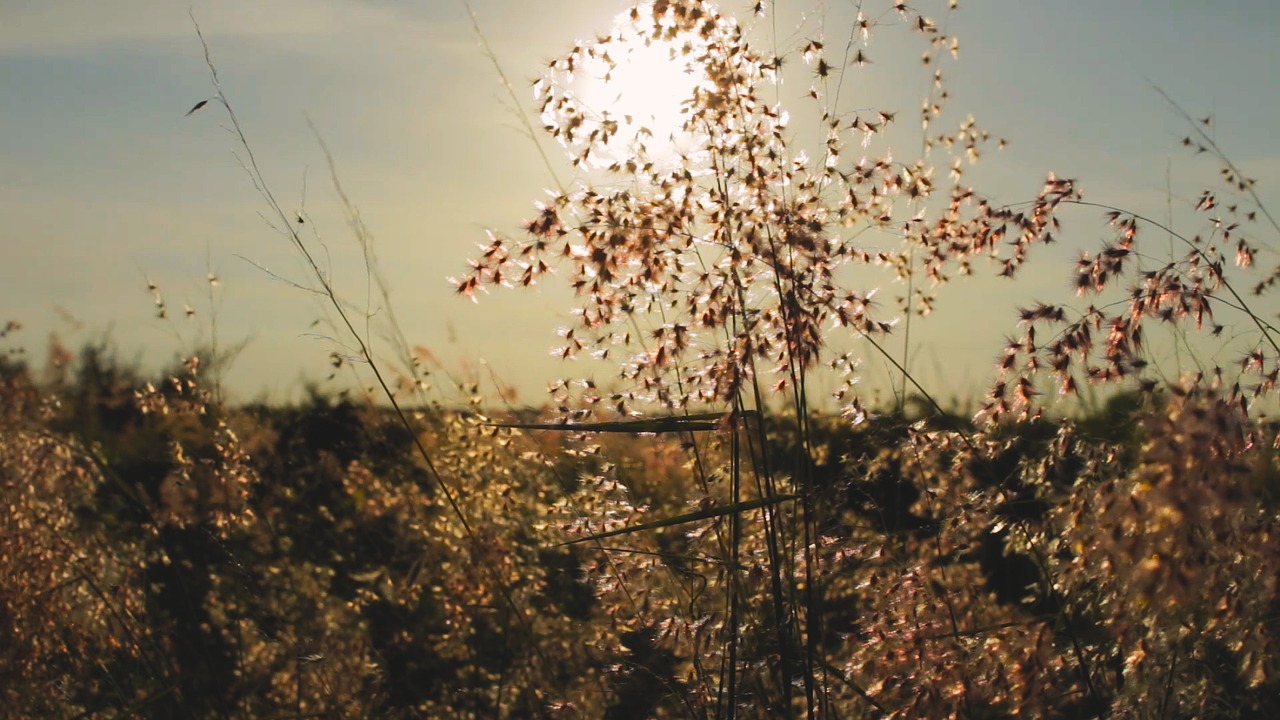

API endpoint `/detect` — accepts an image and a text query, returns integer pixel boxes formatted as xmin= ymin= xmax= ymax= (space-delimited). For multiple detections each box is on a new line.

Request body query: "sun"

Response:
xmin=575 ymin=14 xmax=707 ymax=162
xmin=581 ymin=38 xmax=700 ymax=142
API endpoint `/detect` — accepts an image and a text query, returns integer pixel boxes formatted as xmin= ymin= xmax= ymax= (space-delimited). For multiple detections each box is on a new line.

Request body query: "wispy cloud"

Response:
xmin=0 ymin=0 xmax=431 ymax=57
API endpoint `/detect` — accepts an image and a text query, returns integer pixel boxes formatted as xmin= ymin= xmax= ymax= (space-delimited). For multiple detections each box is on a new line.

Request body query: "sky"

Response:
xmin=2 ymin=0 xmax=1278 ymax=407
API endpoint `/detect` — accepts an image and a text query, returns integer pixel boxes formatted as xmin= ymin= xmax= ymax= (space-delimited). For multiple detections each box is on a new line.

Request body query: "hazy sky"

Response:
xmin=2 ymin=0 xmax=1278 ymax=406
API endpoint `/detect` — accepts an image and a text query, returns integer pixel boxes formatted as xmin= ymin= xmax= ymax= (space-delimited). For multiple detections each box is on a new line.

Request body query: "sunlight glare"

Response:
xmin=578 ymin=14 xmax=706 ymax=163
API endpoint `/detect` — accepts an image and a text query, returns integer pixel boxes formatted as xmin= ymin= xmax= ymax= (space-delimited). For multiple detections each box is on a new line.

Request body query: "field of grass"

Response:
xmin=3 ymin=1 xmax=1279 ymax=717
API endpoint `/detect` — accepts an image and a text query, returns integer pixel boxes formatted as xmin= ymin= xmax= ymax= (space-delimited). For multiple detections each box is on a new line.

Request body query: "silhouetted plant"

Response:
xmin=456 ymin=1 xmax=1280 ymax=717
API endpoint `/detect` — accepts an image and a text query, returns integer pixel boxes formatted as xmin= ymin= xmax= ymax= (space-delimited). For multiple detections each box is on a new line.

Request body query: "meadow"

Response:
xmin=3 ymin=1 xmax=1279 ymax=717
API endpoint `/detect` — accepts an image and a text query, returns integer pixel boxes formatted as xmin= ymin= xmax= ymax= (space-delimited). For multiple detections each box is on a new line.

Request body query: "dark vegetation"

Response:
xmin=3 ymin=345 xmax=1277 ymax=717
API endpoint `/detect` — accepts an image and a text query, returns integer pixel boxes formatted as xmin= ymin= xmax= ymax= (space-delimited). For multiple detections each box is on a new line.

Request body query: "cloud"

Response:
xmin=0 ymin=0 xmax=436 ymax=57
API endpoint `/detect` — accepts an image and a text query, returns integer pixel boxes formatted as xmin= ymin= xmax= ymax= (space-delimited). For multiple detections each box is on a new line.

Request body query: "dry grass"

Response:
xmin=2 ymin=0 xmax=1278 ymax=717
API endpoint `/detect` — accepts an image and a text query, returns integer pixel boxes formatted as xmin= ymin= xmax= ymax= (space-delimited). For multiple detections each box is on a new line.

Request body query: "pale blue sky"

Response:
xmin=2 ymin=1 xmax=1277 ymax=405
